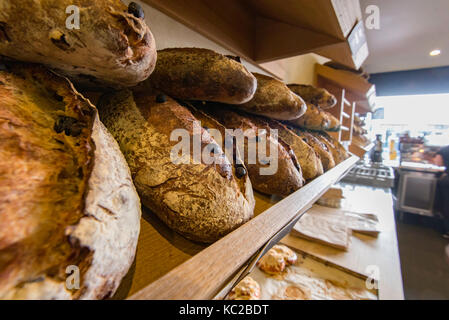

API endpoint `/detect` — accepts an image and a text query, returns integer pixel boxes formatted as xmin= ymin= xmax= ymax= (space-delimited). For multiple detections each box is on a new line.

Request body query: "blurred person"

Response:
xmin=434 ymin=146 xmax=449 ymax=238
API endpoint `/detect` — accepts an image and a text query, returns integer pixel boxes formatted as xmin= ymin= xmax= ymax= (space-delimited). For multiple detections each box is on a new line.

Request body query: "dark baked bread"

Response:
xmin=287 ymin=103 xmax=331 ymax=131
xmin=264 ymin=120 xmax=324 ymax=181
xmin=311 ymin=132 xmax=350 ymax=165
xmin=289 ymin=128 xmax=336 ymax=172
xmin=200 ymin=106 xmax=305 ymax=196
xmin=140 ymin=48 xmax=257 ymax=104
xmin=98 ymin=90 xmax=255 ymax=243
xmin=0 ymin=0 xmax=157 ymax=88
xmin=323 ymin=111 xmax=341 ymax=132
xmin=234 ymin=73 xmax=306 ymax=120
xmin=0 ymin=62 xmax=141 ymax=299
xmin=288 ymin=84 xmax=337 ymax=109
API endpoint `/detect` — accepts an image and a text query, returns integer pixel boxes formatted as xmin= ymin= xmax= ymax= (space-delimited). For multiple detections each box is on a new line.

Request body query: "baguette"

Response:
xmin=140 ymin=48 xmax=257 ymax=104
xmin=234 ymin=73 xmax=306 ymax=120
xmin=0 ymin=62 xmax=141 ymax=299
xmin=288 ymin=84 xmax=337 ymax=109
xmin=200 ymin=106 xmax=305 ymax=196
xmin=98 ymin=90 xmax=255 ymax=243
xmin=0 ymin=0 xmax=157 ymax=88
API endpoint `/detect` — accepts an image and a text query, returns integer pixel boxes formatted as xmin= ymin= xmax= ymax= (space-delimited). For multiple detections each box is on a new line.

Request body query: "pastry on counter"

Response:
xmin=0 ymin=62 xmax=141 ymax=299
xmin=288 ymin=84 xmax=337 ymax=109
xmin=257 ymin=245 xmax=298 ymax=275
xmin=234 ymin=73 xmax=306 ymax=120
xmin=98 ymin=89 xmax=255 ymax=243
xmin=0 ymin=0 xmax=157 ymax=88
xmin=228 ymin=277 xmax=261 ymax=300
xmin=141 ymin=48 xmax=257 ymax=104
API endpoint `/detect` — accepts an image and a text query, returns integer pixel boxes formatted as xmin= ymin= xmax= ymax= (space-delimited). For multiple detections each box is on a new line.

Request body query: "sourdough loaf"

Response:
xmin=0 ymin=62 xmax=141 ymax=299
xmin=0 ymin=0 xmax=157 ymax=88
xmin=288 ymin=84 xmax=337 ymax=109
xmin=200 ymin=106 xmax=304 ymax=197
xmin=140 ymin=48 xmax=257 ymax=104
xmin=290 ymin=128 xmax=336 ymax=171
xmin=234 ymin=73 xmax=306 ymax=120
xmin=98 ymin=90 xmax=255 ymax=243
xmin=264 ymin=119 xmax=324 ymax=181
xmin=311 ymin=132 xmax=350 ymax=165
xmin=287 ymin=103 xmax=331 ymax=131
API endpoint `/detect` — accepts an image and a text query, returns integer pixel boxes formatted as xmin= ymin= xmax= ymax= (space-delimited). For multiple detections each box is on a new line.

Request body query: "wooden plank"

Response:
xmin=282 ymin=185 xmax=405 ymax=300
xmin=129 ymin=157 xmax=359 ymax=300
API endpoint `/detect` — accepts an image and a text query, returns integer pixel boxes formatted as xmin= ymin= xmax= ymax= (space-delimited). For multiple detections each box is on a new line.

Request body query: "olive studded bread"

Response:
xmin=234 ymin=73 xmax=307 ymax=120
xmin=0 ymin=0 xmax=157 ymax=88
xmin=140 ymin=48 xmax=257 ymax=104
xmin=98 ymin=90 xmax=255 ymax=243
xmin=200 ymin=106 xmax=305 ymax=197
xmin=0 ymin=62 xmax=141 ymax=300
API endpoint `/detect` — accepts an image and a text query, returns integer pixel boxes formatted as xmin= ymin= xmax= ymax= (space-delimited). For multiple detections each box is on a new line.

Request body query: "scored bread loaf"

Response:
xmin=233 ymin=73 xmax=306 ymax=120
xmin=140 ymin=48 xmax=257 ymax=104
xmin=287 ymin=103 xmax=331 ymax=131
xmin=289 ymin=128 xmax=336 ymax=171
xmin=323 ymin=112 xmax=341 ymax=132
xmin=0 ymin=0 xmax=157 ymax=88
xmin=98 ymin=90 xmax=255 ymax=243
xmin=288 ymin=84 xmax=337 ymax=109
xmin=0 ymin=62 xmax=141 ymax=300
xmin=199 ymin=106 xmax=304 ymax=197
xmin=311 ymin=132 xmax=350 ymax=165
xmin=264 ymin=119 xmax=324 ymax=181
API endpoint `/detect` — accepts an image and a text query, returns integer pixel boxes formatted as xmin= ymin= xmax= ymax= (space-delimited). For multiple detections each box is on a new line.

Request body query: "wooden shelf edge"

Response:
xmin=128 ymin=156 xmax=359 ymax=300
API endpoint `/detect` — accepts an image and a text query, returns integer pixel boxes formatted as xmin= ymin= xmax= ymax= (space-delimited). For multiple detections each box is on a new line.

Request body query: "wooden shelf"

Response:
xmin=142 ymin=0 xmax=368 ymax=79
xmin=349 ymin=142 xmax=374 ymax=158
xmin=316 ymin=64 xmax=376 ymax=113
xmin=115 ymin=156 xmax=358 ymax=300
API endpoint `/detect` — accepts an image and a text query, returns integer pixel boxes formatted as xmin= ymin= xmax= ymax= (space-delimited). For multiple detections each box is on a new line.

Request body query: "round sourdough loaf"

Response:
xmin=97 ymin=89 xmax=255 ymax=243
xmin=235 ymin=73 xmax=307 ymax=120
xmin=0 ymin=62 xmax=141 ymax=299
xmin=0 ymin=0 xmax=157 ymax=88
xmin=142 ymin=48 xmax=257 ymax=104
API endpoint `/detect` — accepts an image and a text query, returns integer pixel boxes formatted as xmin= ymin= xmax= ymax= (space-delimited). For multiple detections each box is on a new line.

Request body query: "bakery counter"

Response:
xmin=112 ymin=156 xmax=359 ymax=300
xmin=282 ymin=183 xmax=404 ymax=300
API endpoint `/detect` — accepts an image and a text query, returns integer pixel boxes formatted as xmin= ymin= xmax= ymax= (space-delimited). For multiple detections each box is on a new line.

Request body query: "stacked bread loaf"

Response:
xmin=0 ymin=0 xmax=351 ymax=300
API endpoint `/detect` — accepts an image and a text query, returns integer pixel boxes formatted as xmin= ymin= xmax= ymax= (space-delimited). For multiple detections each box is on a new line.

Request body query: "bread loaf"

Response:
xmin=98 ymin=90 xmax=255 ymax=243
xmin=324 ymin=112 xmax=341 ymax=132
xmin=140 ymin=48 xmax=257 ymax=104
xmin=199 ymin=106 xmax=304 ymax=196
xmin=287 ymin=103 xmax=331 ymax=131
xmin=290 ymin=128 xmax=336 ymax=171
xmin=0 ymin=62 xmax=141 ymax=299
xmin=288 ymin=84 xmax=337 ymax=109
xmin=233 ymin=73 xmax=306 ymax=120
xmin=311 ymin=132 xmax=350 ymax=165
xmin=264 ymin=119 xmax=324 ymax=181
xmin=0 ymin=0 xmax=157 ymax=88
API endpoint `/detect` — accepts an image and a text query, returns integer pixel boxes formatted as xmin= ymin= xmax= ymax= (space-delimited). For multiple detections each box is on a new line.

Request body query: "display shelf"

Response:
xmin=349 ymin=142 xmax=374 ymax=158
xmin=316 ymin=63 xmax=376 ymax=113
xmin=116 ymin=156 xmax=358 ymax=300
xmin=142 ymin=0 xmax=367 ymax=79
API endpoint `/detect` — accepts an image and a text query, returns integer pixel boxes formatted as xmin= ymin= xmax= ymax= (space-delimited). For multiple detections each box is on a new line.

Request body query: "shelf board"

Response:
xmin=142 ymin=0 xmax=367 ymax=79
xmin=121 ymin=156 xmax=358 ymax=300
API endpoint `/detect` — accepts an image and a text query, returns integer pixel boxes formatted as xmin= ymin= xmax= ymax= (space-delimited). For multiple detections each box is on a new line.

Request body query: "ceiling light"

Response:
xmin=430 ymin=49 xmax=441 ymax=56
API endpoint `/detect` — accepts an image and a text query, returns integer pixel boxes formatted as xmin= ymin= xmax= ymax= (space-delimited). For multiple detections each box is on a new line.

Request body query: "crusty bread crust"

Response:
xmin=202 ymin=107 xmax=305 ymax=197
xmin=235 ymin=73 xmax=306 ymax=120
xmin=0 ymin=0 xmax=157 ymax=88
xmin=0 ymin=63 xmax=141 ymax=299
xmin=288 ymin=84 xmax=337 ymax=109
xmin=265 ymin=119 xmax=324 ymax=181
xmin=140 ymin=48 xmax=257 ymax=104
xmin=98 ymin=90 xmax=255 ymax=243
xmin=287 ymin=103 xmax=331 ymax=131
